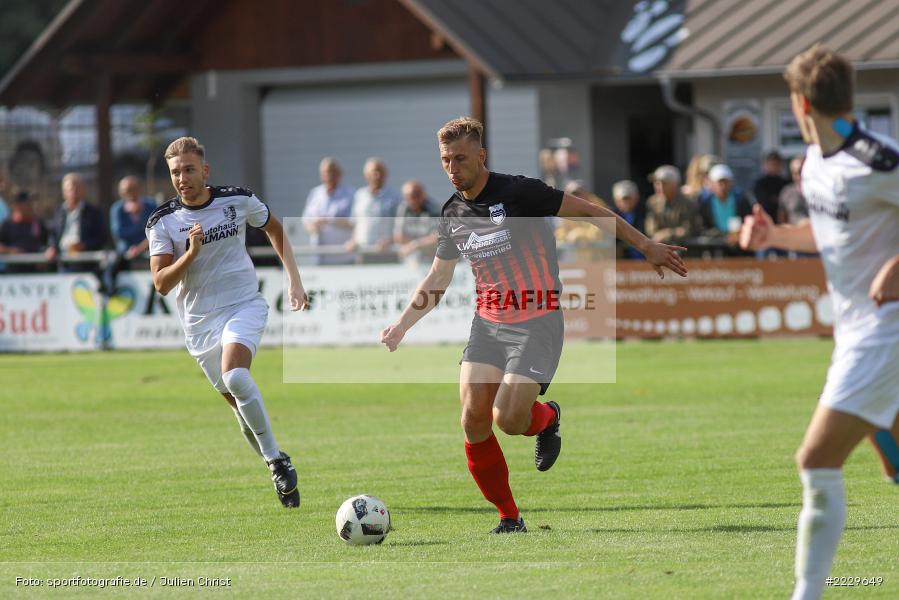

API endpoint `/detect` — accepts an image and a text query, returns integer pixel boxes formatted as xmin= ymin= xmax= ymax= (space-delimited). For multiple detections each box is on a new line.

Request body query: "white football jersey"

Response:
xmin=146 ymin=186 xmax=270 ymax=334
xmin=803 ymin=124 xmax=899 ymax=346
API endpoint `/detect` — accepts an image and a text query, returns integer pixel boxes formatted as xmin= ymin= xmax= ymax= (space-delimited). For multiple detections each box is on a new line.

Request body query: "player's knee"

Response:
xmin=795 ymin=443 xmax=838 ymax=470
xmin=493 ymin=407 xmax=526 ymax=435
xmin=461 ymin=406 xmax=491 ymax=432
xmin=222 ymin=367 xmax=254 ymax=398
xmin=795 ymin=444 xmax=813 ymax=469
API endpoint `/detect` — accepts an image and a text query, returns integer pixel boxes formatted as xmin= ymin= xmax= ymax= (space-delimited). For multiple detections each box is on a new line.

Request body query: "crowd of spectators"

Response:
xmin=553 ymin=149 xmax=810 ymax=259
xmin=0 ymin=147 xmax=812 ymax=277
xmin=0 ymin=170 xmax=160 ymax=278
xmin=301 ymin=157 xmax=439 ymax=266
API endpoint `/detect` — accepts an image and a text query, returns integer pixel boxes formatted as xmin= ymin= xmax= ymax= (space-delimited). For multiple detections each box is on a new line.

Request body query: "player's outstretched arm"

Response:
xmin=262 ymin=216 xmax=308 ymax=311
xmin=557 ymin=193 xmax=687 ymax=278
xmin=739 ymin=204 xmax=817 ymax=253
xmin=381 ymin=256 xmax=457 ymax=351
xmin=151 ymin=223 xmax=203 ymax=295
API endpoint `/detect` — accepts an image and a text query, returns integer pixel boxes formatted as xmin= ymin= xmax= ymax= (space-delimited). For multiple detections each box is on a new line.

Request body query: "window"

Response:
xmin=766 ymin=93 xmax=898 ymax=157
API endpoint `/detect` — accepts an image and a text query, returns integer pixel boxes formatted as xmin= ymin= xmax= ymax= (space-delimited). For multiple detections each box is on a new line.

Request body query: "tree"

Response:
xmin=134 ymin=108 xmax=164 ymax=196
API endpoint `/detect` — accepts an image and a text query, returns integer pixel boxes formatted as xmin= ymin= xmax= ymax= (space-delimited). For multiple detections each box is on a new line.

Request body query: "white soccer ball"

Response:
xmin=335 ymin=494 xmax=391 ymax=545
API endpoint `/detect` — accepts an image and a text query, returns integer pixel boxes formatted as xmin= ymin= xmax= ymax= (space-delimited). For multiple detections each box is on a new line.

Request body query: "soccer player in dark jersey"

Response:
xmin=381 ymin=117 xmax=687 ymax=533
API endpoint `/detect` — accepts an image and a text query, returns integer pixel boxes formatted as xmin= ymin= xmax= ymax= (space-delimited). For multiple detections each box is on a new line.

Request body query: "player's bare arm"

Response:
xmin=557 ymin=192 xmax=687 ymax=278
xmin=150 ymin=222 xmax=204 ymax=295
xmin=381 ymin=255 xmax=458 ymax=351
xmin=261 ymin=215 xmax=308 ymax=311
xmin=398 ymin=232 xmax=439 ymax=258
xmin=739 ymin=203 xmax=818 ymax=253
xmin=870 ymin=254 xmax=899 ymax=306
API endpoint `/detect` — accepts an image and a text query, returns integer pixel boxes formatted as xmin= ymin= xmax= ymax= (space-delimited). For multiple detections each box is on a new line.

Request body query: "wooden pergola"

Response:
xmin=0 ymin=0 xmax=489 ymax=208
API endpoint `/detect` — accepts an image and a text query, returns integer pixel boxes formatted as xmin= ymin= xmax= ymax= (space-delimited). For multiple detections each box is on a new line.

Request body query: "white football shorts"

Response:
xmin=819 ymin=339 xmax=899 ymax=429
xmin=185 ymin=296 xmax=269 ymax=393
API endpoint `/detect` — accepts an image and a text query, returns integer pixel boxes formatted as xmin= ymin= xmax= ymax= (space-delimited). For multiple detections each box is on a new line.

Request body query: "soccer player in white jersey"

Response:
xmin=147 ymin=137 xmax=308 ymax=508
xmin=740 ymin=46 xmax=899 ymax=600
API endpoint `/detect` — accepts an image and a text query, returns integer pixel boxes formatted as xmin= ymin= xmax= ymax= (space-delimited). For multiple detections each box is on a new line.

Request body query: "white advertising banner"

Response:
xmin=0 ymin=266 xmax=477 ymax=352
xmin=285 ymin=264 xmax=476 ymax=347
xmin=0 ymin=274 xmax=97 ymax=352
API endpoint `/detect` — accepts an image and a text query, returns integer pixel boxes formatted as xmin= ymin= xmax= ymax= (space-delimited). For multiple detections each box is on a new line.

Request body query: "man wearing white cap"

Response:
xmin=699 ymin=163 xmax=755 ymax=236
xmin=644 ymin=164 xmax=702 ymax=244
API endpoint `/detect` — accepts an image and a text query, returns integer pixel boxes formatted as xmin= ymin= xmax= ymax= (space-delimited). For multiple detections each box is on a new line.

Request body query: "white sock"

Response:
xmin=231 ymin=406 xmax=262 ymax=457
xmin=791 ymin=468 xmax=846 ymax=600
xmin=222 ymin=368 xmax=281 ymax=461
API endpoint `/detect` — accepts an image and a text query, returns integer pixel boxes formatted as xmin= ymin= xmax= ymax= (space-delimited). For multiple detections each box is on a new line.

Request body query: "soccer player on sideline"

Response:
xmin=147 ymin=137 xmax=308 ymax=508
xmin=739 ymin=46 xmax=899 ymax=600
xmin=381 ymin=117 xmax=687 ymax=533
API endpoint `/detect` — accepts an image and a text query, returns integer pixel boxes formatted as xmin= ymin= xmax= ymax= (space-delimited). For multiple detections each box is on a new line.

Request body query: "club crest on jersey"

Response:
xmin=223 ymin=205 xmax=236 ymax=222
xmin=489 ymin=203 xmax=506 ymax=225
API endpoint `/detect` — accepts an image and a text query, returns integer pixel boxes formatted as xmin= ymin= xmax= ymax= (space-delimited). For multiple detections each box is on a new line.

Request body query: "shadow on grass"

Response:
xmin=385 ymin=540 xmax=449 ymax=547
xmin=691 ymin=524 xmax=785 ymax=533
xmin=394 ymin=502 xmax=798 ymax=514
xmin=589 ymin=524 xmax=899 ymax=534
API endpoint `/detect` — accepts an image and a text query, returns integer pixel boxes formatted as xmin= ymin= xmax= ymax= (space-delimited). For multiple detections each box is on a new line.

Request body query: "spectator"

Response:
xmin=538 ymin=148 xmax=560 ymax=188
xmin=394 ymin=180 xmax=439 ymax=267
xmin=699 ymin=164 xmax=754 ymax=236
xmin=0 ymin=191 xmax=48 ymax=272
xmin=611 ymin=179 xmax=645 ymax=259
xmin=752 ymin=150 xmax=790 ymax=221
xmin=47 ymin=173 xmax=106 ymax=272
xmin=778 ymin=156 xmax=809 ymax=225
xmin=554 ymin=180 xmax=610 ymax=262
xmin=102 ymin=176 xmax=157 ymax=292
xmin=0 ymin=168 xmax=11 ymax=224
xmin=556 ymin=180 xmax=607 ymax=242
xmin=348 ymin=158 xmax=401 ymax=263
xmin=110 ymin=176 xmax=155 ymax=257
xmin=644 ymin=165 xmax=702 ymax=245
xmin=682 ymin=153 xmax=719 ymax=200
xmin=302 ymin=157 xmax=354 ymax=265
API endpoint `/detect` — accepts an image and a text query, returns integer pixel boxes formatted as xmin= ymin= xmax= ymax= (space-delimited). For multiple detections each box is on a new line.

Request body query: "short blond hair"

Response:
xmin=164 ymin=136 xmax=206 ymax=161
xmin=438 ymin=117 xmax=483 ymax=146
xmin=784 ymin=45 xmax=854 ymax=116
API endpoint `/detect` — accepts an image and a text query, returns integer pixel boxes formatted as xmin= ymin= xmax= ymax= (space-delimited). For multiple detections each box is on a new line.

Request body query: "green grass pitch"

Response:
xmin=1 ymin=339 xmax=896 ymax=598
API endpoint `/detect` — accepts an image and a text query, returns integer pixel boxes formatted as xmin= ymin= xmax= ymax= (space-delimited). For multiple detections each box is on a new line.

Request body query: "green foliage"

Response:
xmin=133 ymin=109 xmax=164 ymax=152
xmin=1 ymin=340 xmax=896 ymax=598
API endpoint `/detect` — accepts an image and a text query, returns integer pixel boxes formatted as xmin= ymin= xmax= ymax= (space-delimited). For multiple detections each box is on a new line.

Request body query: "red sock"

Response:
xmin=465 ymin=434 xmax=519 ymax=520
xmin=523 ymin=401 xmax=556 ymax=437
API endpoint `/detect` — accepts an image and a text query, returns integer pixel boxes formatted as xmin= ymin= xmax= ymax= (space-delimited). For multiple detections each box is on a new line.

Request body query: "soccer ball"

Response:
xmin=335 ymin=494 xmax=391 ymax=545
